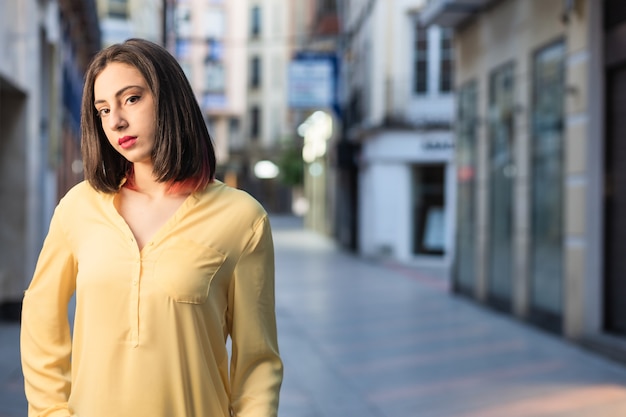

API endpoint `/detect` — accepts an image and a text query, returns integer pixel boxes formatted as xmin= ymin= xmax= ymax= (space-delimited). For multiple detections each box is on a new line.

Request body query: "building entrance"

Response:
xmin=605 ymin=66 xmax=626 ymax=335
xmin=412 ymin=164 xmax=446 ymax=256
xmin=0 ymin=77 xmax=27 ymax=314
xmin=604 ymin=0 xmax=626 ymax=336
xmin=487 ymin=63 xmax=515 ymax=310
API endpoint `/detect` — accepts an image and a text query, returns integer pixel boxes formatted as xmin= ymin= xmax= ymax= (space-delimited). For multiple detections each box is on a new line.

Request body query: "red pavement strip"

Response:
xmin=382 ymin=261 xmax=450 ymax=291
xmin=456 ymin=384 xmax=626 ymax=417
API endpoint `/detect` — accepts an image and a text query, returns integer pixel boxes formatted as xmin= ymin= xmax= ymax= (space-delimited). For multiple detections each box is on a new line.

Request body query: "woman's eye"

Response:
xmin=127 ymin=95 xmax=140 ymax=104
xmin=97 ymin=108 xmax=110 ymax=117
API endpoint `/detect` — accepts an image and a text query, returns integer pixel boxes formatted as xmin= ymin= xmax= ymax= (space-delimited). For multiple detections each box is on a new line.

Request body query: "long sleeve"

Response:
xmin=228 ymin=215 xmax=283 ymax=417
xmin=21 ymin=205 xmax=77 ymax=417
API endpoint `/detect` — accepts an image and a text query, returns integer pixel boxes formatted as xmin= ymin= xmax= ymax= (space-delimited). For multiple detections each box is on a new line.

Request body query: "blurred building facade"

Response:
xmin=422 ymin=0 xmax=626 ymax=360
xmin=165 ymin=0 xmax=313 ymax=213
xmin=336 ymin=0 xmax=457 ymax=267
xmin=97 ymin=0 xmax=163 ymax=46
xmin=165 ymin=0 xmax=246 ymax=169
xmin=291 ymin=0 xmax=341 ymax=236
xmin=0 ymin=0 xmax=100 ymax=319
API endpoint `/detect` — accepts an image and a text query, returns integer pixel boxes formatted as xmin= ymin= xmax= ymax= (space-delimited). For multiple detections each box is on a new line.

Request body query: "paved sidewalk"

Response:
xmin=272 ymin=217 xmax=626 ymax=417
xmin=0 ymin=323 xmax=24 ymax=417
xmin=3 ymin=216 xmax=626 ymax=416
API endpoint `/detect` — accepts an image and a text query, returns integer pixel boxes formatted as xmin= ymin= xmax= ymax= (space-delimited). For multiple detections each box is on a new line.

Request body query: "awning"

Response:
xmin=419 ymin=0 xmax=495 ymax=28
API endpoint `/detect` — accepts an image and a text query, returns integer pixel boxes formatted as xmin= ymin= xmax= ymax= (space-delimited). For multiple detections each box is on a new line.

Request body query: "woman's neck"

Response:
xmin=130 ymin=163 xmax=169 ymax=198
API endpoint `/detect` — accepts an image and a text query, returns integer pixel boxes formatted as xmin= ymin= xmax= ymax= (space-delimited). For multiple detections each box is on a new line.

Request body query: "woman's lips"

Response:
xmin=118 ymin=136 xmax=137 ymax=149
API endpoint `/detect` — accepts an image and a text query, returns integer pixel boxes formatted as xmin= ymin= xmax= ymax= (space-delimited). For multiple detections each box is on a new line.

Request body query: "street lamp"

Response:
xmin=297 ymin=110 xmax=333 ymax=232
xmin=299 ymin=110 xmax=333 ymax=163
xmin=253 ymin=160 xmax=280 ymax=179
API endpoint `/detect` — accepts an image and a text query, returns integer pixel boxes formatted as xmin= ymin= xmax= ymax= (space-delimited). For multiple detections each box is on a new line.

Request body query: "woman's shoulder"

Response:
xmin=199 ymin=180 xmax=268 ymax=220
xmin=56 ymin=180 xmax=108 ymax=211
xmin=60 ymin=180 xmax=99 ymax=199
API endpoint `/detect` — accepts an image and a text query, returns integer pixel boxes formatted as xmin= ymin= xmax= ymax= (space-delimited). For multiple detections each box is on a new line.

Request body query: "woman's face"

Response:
xmin=93 ymin=62 xmax=157 ymax=166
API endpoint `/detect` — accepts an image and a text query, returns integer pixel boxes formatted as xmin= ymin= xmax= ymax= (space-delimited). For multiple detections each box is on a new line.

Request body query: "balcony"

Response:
xmin=420 ymin=0 xmax=496 ymax=28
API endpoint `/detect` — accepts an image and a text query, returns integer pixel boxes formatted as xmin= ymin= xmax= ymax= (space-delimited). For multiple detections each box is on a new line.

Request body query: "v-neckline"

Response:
xmin=111 ymin=189 xmax=199 ymax=254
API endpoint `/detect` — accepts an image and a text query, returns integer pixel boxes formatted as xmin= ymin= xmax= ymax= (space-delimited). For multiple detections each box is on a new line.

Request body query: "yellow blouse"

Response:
xmin=20 ymin=180 xmax=283 ymax=417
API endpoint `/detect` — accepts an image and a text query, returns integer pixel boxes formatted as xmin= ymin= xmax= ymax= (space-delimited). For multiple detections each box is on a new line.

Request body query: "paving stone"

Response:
xmin=271 ymin=216 xmax=626 ymax=417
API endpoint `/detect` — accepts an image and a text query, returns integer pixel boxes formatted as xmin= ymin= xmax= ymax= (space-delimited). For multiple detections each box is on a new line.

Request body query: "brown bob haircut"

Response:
xmin=81 ymin=38 xmax=216 ymax=193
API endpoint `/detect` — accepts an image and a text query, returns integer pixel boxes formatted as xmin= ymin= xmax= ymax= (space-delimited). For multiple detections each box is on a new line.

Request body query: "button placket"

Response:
xmin=129 ymin=254 xmax=142 ymax=347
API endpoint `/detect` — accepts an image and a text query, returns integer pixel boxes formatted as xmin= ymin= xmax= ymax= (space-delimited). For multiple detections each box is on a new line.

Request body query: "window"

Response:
xmin=455 ymin=81 xmax=478 ymax=292
xmin=487 ymin=62 xmax=515 ymax=307
xmin=412 ymin=165 xmax=446 ymax=256
xmin=250 ymin=56 xmax=261 ymax=88
xmin=108 ymin=0 xmax=128 ymax=19
xmin=413 ymin=24 xmax=428 ymax=94
xmin=530 ymin=40 xmax=565 ymax=325
xmin=439 ymin=28 xmax=454 ymax=93
xmin=179 ymin=62 xmax=192 ymax=83
xmin=228 ymin=117 xmax=242 ymax=149
xmin=250 ymin=106 xmax=261 ymax=139
xmin=176 ymin=39 xmax=191 ymax=60
xmin=207 ymin=116 xmax=218 ymax=131
xmin=207 ymin=40 xmax=224 ymax=62
xmin=251 ymin=6 xmax=261 ymax=37
xmin=205 ymin=9 xmax=225 ymax=38
xmin=203 ymin=94 xmax=227 ymax=110
xmin=175 ymin=5 xmax=192 ymax=37
xmin=229 ymin=117 xmax=240 ymax=136
xmin=206 ymin=62 xmax=225 ymax=93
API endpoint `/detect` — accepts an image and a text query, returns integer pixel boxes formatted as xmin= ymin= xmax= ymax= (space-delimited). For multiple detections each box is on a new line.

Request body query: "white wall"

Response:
xmin=359 ymin=161 xmax=410 ymax=258
xmin=358 ymin=130 xmax=455 ymax=264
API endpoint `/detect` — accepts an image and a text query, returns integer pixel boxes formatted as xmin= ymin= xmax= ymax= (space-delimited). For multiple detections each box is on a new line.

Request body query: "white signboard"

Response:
xmin=288 ymin=59 xmax=334 ymax=109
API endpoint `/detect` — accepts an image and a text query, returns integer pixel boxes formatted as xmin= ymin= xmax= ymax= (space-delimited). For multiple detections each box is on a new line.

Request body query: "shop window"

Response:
xmin=487 ymin=62 xmax=515 ymax=309
xmin=454 ymin=80 xmax=478 ymax=292
xmin=530 ymin=40 xmax=565 ymax=328
xmin=412 ymin=165 xmax=446 ymax=256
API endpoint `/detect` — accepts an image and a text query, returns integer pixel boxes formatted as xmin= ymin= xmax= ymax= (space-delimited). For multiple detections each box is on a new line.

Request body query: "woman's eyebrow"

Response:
xmin=94 ymin=85 xmax=144 ymax=106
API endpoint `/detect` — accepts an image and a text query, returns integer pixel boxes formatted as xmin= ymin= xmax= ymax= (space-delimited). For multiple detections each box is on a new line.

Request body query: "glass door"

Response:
xmin=455 ymin=81 xmax=478 ymax=292
xmin=487 ymin=63 xmax=515 ymax=308
xmin=412 ymin=165 xmax=446 ymax=256
xmin=530 ymin=41 xmax=565 ymax=327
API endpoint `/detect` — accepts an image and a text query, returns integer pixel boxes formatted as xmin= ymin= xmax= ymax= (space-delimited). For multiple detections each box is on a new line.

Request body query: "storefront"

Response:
xmin=422 ymin=0 xmax=626 ymax=362
xmin=358 ymin=129 xmax=455 ymax=267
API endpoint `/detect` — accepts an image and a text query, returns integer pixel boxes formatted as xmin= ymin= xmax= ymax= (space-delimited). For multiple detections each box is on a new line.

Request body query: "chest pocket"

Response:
xmin=154 ymin=238 xmax=226 ymax=304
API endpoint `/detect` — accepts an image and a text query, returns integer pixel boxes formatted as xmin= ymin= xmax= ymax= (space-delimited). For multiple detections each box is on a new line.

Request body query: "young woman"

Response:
xmin=20 ymin=38 xmax=283 ymax=417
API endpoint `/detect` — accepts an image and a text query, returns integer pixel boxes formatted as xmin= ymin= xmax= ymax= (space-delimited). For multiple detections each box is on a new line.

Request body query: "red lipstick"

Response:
xmin=118 ymin=136 xmax=137 ymax=149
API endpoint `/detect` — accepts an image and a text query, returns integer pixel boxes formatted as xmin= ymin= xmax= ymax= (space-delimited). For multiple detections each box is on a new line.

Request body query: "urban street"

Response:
xmin=3 ymin=216 xmax=626 ymax=416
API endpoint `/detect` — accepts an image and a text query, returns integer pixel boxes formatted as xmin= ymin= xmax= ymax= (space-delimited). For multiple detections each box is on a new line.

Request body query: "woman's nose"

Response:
xmin=107 ymin=108 xmax=127 ymax=131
